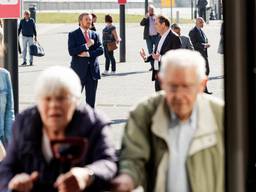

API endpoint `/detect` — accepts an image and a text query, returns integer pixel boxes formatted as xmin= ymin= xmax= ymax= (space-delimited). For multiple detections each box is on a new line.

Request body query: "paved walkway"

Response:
xmin=18 ymin=21 xmax=223 ymax=149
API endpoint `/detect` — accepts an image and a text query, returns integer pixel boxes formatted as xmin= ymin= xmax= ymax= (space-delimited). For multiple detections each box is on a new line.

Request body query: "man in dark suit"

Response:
xmin=171 ymin=23 xmax=194 ymax=50
xmin=189 ymin=17 xmax=212 ymax=94
xmin=140 ymin=5 xmax=160 ymax=71
xmin=68 ymin=13 xmax=103 ymax=108
xmin=140 ymin=15 xmax=182 ymax=91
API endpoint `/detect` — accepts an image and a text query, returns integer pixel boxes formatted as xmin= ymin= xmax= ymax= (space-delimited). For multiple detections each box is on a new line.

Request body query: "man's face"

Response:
xmin=24 ymin=12 xmax=30 ymax=19
xmin=80 ymin=14 xmax=92 ymax=30
xmin=154 ymin=18 xmax=165 ymax=34
xmin=196 ymin=18 xmax=204 ymax=28
xmin=161 ymin=67 xmax=204 ymax=121
xmin=148 ymin=7 xmax=154 ymax=16
xmin=173 ymin=28 xmax=181 ymax=36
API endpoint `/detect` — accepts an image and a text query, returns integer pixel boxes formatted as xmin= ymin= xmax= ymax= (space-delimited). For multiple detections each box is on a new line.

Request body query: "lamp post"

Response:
xmin=145 ymin=0 xmax=148 ymax=15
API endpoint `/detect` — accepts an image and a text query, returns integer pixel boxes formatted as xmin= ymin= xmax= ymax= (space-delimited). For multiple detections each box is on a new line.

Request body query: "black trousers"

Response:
xmin=199 ymin=7 xmax=207 ymax=21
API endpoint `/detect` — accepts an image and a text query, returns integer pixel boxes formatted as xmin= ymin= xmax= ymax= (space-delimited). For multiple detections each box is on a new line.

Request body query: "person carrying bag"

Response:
xmin=102 ymin=14 xmax=121 ymax=75
xmin=30 ymin=41 xmax=45 ymax=57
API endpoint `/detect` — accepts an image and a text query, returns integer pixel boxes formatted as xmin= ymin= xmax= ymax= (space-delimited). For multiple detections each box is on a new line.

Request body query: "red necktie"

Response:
xmin=84 ymin=31 xmax=90 ymax=43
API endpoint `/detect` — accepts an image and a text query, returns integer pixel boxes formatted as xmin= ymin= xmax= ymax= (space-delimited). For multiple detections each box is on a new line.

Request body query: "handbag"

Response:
xmin=30 ymin=41 xmax=45 ymax=57
xmin=107 ymin=41 xmax=118 ymax=51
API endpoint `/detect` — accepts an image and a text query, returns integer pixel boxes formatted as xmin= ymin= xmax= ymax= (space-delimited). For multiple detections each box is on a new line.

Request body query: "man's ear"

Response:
xmin=198 ymin=77 xmax=207 ymax=93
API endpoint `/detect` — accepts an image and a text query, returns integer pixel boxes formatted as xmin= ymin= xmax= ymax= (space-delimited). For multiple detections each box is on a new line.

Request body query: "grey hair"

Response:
xmin=160 ymin=49 xmax=206 ymax=81
xmin=34 ymin=66 xmax=81 ymax=105
xmin=148 ymin=4 xmax=155 ymax=10
xmin=24 ymin=10 xmax=31 ymax=15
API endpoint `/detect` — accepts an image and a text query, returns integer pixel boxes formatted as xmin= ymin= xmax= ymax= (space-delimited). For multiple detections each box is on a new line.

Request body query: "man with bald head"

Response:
xmin=189 ymin=17 xmax=212 ymax=94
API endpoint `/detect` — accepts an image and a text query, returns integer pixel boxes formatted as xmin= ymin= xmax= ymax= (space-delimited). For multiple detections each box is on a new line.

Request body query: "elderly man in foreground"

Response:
xmin=0 ymin=66 xmax=117 ymax=192
xmin=112 ymin=49 xmax=224 ymax=192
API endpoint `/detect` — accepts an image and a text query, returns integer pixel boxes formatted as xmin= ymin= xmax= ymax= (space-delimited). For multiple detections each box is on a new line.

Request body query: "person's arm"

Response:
xmin=186 ymin=36 xmax=194 ymax=50
xmin=55 ymin=121 xmax=117 ymax=192
xmin=4 ymin=71 xmax=14 ymax=144
xmin=32 ymin=20 xmax=37 ymax=41
xmin=116 ymin=100 xmax=156 ymax=189
xmin=112 ymin=29 xmax=121 ymax=43
xmin=87 ymin=33 xmax=104 ymax=58
xmin=0 ymin=115 xmax=23 ymax=191
xmin=140 ymin=16 xmax=148 ymax=26
xmin=68 ymin=32 xmax=89 ymax=56
xmin=17 ymin=20 xmax=22 ymax=36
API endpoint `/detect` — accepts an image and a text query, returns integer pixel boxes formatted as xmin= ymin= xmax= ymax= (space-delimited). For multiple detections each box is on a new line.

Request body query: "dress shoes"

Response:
xmin=204 ymin=90 xmax=213 ymax=95
xmin=21 ymin=62 xmax=27 ymax=66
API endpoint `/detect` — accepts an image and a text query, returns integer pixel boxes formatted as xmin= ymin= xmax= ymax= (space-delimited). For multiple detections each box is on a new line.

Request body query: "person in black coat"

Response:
xmin=140 ymin=15 xmax=181 ymax=91
xmin=197 ymin=0 xmax=208 ymax=21
xmin=0 ymin=66 xmax=117 ymax=192
xmin=189 ymin=17 xmax=212 ymax=94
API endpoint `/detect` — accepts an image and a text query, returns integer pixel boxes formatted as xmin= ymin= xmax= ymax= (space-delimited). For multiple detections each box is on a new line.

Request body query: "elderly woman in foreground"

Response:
xmin=0 ymin=66 xmax=117 ymax=192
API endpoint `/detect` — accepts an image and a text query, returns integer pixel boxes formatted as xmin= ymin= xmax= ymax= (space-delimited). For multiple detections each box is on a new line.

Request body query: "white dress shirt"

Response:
xmin=154 ymin=28 xmax=171 ymax=70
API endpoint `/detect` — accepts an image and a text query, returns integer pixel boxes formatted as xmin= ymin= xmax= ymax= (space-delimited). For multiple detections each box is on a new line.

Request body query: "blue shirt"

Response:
xmin=168 ymin=106 xmax=198 ymax=192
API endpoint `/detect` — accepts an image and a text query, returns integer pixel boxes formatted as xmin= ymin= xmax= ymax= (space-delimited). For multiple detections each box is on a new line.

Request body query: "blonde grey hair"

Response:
xmin=160 ymin=49 xmax=206 ymax=81
xmin=24 ymin=10 xmax=31 ymax=15
xmin=34 ymin=66 xmax=81 ymax=104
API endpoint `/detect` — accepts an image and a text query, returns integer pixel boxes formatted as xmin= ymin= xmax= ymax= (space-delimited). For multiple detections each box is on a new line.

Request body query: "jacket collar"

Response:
xmin=151 ymin=97 xmax=170 ymax=148
xmin=151 ymin=93 xmax=218 ymax=155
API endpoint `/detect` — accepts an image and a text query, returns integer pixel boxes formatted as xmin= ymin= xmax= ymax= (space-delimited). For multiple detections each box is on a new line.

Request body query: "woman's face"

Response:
xmin=38 ymin=89 xmax=77 ymax=136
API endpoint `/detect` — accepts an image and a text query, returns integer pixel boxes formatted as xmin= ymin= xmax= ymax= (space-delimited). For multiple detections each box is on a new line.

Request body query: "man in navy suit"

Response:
xmin=68 ymin=13 xmax=103 ymax=108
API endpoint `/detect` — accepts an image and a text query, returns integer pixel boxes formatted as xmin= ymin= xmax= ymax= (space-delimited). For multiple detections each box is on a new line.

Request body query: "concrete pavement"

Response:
xmin=18 ymin=21 xmax=223 ymax=149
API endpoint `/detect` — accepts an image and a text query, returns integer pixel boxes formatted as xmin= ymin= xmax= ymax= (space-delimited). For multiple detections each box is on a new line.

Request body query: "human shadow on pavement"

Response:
xmin=111 ymin=119 xmax=127 ymax=125
xmin=208 ymin=75 xmax=224 ymax=80
xmin=102 ymin=70 xmax=149 ymax=77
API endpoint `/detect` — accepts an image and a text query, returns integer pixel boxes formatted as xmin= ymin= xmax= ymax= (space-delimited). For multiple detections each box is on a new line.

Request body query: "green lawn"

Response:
xmin=36 ymin=12 xmax=193 ymax=24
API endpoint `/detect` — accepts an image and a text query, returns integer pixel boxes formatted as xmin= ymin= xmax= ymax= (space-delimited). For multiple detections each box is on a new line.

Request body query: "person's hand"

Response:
xmin=8 ymin=171 xmax=39 ymax=192
xmin=86 ymin=39 xmax=94 ymax=48
xmin=111 ymin=174 xmax=135 ymax=192
xmin=139 ymin=48 xmax=147 ymax=61
xmin=54 ymin=167 xmax=93 ymax=192
xmin=205 ymin=43 xmax=210 ymax=48
xmin=34 ymin=36 xmax=37 ymax=42
xmin=152 ymin=52 xmax=160 ymax=61
xmin=78 ymin=51 xmax=90 ymax=57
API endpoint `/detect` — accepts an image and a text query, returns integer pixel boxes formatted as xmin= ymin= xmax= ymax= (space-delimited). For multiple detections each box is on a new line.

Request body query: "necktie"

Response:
xmin=84 ymin=31 xmax=90 ymax=43
xmin=199 ymin=29 xmax=206 ymax=41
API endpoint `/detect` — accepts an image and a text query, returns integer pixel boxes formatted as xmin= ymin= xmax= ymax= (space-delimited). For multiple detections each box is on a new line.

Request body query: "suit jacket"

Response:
xmin=140 ymin=16 xmax=159 ymax=40
xmin=145 ymin=30 xmax=182 ymax=80
xmin=180 ymin=35 xmax=194 ymax=50
xmin=68 ymin=28 xmax=103 ymax=80
xmin=0 ymin=105 xmax=117 ymax=192
xmin=189 ymin=26 xmax=208 ymax=58
xmin=197 ymin=0 xmax=208 ymax=8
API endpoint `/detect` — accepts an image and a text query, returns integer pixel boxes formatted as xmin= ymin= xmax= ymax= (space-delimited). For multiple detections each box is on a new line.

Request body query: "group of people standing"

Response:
xmin=140 ymin=4 xmax=212 ymax=94
xmin=0 ymin=9 xmax=225 ymax=192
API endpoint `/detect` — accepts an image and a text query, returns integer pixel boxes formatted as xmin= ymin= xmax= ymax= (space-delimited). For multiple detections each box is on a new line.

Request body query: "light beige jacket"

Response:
xmin=119 ymin=92 xmax=224 ymax=192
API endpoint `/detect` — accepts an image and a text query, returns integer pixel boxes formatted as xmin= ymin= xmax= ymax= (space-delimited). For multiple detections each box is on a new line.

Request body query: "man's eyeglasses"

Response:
xmin=165 ymin=84 xmax=197 ymax=93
